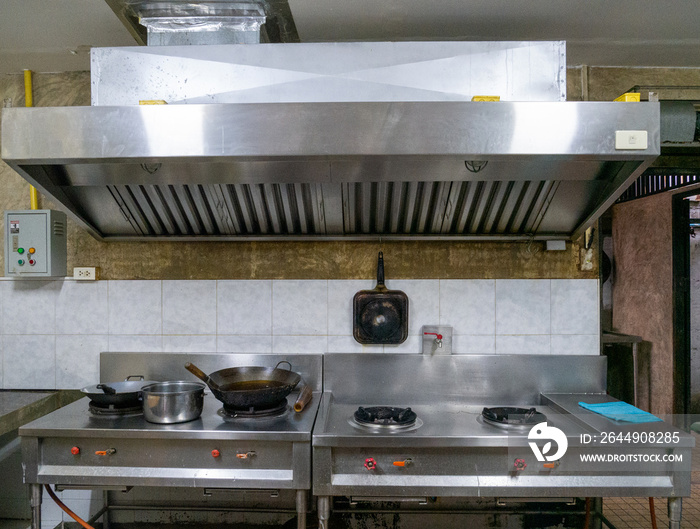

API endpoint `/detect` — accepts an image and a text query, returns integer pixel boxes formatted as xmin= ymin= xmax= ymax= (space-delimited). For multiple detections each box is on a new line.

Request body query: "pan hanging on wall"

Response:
xmin=353 ymin=252 xmax=409 ymax=345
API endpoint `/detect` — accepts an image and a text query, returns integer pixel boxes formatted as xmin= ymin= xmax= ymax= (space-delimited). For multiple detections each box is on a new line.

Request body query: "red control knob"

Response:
xmin=212 ymin=449 xmax=220 ymax=458
xmin=514 ymin=458 xmax=527 ymax=471
xmin=364 ymin=457 xmax=377 ymax=471
xmin=71 ymin=446 xmax=80 ymax=455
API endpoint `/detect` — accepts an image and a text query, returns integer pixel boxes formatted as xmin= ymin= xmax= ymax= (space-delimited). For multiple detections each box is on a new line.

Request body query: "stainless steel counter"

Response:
xmin=313 ymin=397 xmax=589 ymax=448
xmin=21 ymin=392 xmax=319 ymax=442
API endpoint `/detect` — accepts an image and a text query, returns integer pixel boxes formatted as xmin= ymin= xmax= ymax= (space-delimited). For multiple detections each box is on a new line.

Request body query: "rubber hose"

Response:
xmin=649 ymin=497 xmax=658 ymax=529
xmin=44 ymin=484 xmax=97 ymax=529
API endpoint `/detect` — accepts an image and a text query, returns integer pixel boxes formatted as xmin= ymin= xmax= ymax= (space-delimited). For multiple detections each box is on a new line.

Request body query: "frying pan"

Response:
xmin=81 ymin=376 xmax=155 ymax=406
xmin=185 ymin=361 xmax=301 ymax=409
xmin=353 ymin=252 xmax=409 ymax=344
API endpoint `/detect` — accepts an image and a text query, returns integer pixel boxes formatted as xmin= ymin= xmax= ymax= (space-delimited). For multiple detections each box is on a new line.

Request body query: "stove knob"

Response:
xmin=70 ymin=446 xmax=80 ymax=455
xmin=212 ymin=450 xmax=221 ymax=458
xmin=236 ymin=451 xmax=256 ymax=459
xmin=364 ymin=457 xmax=377 ymax=471
xmin=513 ymin=458 xmax=527 ymax=471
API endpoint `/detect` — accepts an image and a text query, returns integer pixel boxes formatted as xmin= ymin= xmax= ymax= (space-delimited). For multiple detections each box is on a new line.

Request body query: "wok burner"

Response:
xmin=88 ymin=401 xmax=143 ymax=418
xmin=351 ymin=406 xmax=421 ymax=431
xmin=480 ymin=406 xmax=546 ymax=430
xmin=219 ymin=400 xmax=289 ymax=419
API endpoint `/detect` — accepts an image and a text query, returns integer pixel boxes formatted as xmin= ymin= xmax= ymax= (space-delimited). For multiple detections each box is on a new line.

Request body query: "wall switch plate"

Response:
xmin=545 ymin=240 xmax=567 ymax=251
xmin=73 ymin=267 xmax=98 ymax=280
xmin=615 ymin=130 xmax=648 ymax=150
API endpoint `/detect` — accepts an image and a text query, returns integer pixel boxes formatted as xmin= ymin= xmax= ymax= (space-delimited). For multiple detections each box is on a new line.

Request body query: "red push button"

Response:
xmin=71 ymin=446 xmax=80 ymax=455
xmin=212 ymin=449 xmax=220 ymax=458
xmin=29 ymin=259 xmax=36 ymax=266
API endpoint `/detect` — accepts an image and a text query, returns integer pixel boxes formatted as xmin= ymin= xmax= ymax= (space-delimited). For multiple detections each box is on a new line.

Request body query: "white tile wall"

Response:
xmin=1 ymin=280 xmax=57 ymax=334
xmin=272 ymin=280 xmax=328 ymax=335
xmin=162 ymin=280 xmax=217 ymax=335
xmin=3 ymin=334 xmax=56 ymax=389
xmin=109 ymin=280 xmax=162 ymax=334
xmin=0 ymin=278 xmax=600 ymax=388
xmin=495 ymin=279 xmax=551 ymax=335
xmin=56 ymin=281 xmax=108 ymax=334
xmin=55 ymin=335 xmax=106 ymax=388
xmin=217 ymin=280 xmax=271 ymax=335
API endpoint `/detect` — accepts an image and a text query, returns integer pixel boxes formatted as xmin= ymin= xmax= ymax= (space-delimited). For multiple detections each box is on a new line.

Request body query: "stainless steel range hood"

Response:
xmin=0 ymin=42 xmax=660 ymax=242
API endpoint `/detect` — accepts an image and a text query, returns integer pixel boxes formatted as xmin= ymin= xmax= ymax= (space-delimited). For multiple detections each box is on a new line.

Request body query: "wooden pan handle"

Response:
xmin=184 ymin=362 xmax=218 ymax=390
xmin=293 ymin=384 xmax=313 ymax=413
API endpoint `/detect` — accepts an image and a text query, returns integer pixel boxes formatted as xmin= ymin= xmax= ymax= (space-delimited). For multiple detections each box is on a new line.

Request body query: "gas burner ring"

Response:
xmin=88 ymin=401 xmax=143 ymax=418
xmin=349 ymin=406 xmax=423 ymax=432
xmin=218 ymin=401 xmax=289 ymax=420
xmin=348 ymin=416 xmax=423 ymax=432
xmin=354 ymin=406 xmax=417 ymax=426
xmin=479 ymin=406 xmax=547 ymax=430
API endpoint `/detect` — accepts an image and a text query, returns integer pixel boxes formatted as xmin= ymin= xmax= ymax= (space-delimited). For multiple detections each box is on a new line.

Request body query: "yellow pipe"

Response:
xmin=24 ymin=70 xmax=33 ymax=108
xmin=24 ymin=69 xmax=39 ymax=210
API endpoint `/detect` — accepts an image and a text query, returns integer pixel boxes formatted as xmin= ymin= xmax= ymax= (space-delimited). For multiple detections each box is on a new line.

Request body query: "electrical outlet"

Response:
xmin=73 ymin=267 xmax=98 ymax=280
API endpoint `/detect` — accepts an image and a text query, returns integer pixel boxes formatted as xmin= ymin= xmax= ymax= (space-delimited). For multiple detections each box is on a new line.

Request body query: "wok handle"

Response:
xmin=293 ymin=382 xmax=313 ymax=413
xmin=377 ymin=252 xmax=385 ymax=286
xmin=96 ymin=384 xmax=116 ymax=395
xmin=275 ymin=360 xmax=293 ymax=371
xmin=125 ymin=375 xmax=145 ymax=381
xmin=184 ymin=362 xmax=216 ymax=388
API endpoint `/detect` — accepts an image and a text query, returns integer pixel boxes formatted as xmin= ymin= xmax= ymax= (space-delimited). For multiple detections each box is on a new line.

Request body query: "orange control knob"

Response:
xmin=95 ymin=449 xmax=116 ymax=456
xmin=212 ymin=450 xmax=220 ymax=458
xmin=236 ymin=451 xmax=256 ymax=459
xmin=71 ymin=446 xmax=80 ymax=455
xmin=393 ymin=458 xmax=412 ymax=467
xmin=364 ymin=457 xmax=377 ymax=471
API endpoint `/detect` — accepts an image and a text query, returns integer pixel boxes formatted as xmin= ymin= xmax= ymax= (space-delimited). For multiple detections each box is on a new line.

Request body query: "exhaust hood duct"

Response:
xmin=0 ymin=42 xmax=660 ymax=242
xmin=104 ymin=0 xmax=299 ymax=44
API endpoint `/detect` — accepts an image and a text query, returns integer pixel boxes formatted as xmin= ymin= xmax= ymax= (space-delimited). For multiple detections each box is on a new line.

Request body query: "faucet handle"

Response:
xmin=423 ymin=332 xmax=443 ymax=347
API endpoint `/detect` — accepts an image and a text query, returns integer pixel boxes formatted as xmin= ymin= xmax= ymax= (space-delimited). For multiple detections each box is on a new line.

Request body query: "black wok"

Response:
xmin=185 ymin=361 xmax=300 ymax=409
xmin=81 ymin=376 xmax=155 ymax=406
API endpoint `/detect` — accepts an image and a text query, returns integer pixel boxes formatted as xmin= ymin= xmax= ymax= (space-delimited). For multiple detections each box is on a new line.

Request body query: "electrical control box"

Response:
xmin=4 ymin=210 xmax=67 ymax=277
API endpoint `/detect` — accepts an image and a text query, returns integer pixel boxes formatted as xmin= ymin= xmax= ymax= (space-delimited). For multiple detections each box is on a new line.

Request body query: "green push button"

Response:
xmin=17 ymin=247 xmax=24 ymax=254
xmin=18 ymin=259 xmax=24 ymax=266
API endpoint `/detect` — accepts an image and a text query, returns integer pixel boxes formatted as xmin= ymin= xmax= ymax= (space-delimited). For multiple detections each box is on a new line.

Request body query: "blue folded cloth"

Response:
xmin=578 ymin=401 xmax=663 ymax=423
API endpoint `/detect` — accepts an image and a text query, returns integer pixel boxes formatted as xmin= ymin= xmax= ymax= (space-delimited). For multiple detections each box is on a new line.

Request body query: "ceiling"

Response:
xmin=1 ymin=0 xmax=700 ymax=75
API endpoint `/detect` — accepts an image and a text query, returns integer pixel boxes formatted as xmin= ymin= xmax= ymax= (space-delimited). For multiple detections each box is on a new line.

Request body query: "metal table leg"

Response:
xmin=30 ymin=483 xmax=42 ymax=529
xmin=668 ymin=497 xmax=681 ymax=529
xmin=296 ymin=490 xmax=307 ymax=529
xmin=318 ymin=496 xmax=330 ymax=529
xmin=103 ymin=490 xmax=111 ymax=529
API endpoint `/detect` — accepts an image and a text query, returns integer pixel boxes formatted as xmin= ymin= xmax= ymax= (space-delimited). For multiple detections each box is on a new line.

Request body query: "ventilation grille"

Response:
xmin=617 ymin=169 xmax=700 ymax=203
xmin=53 ymin=220 xmax=65 ymax=237
xmin=106 ymin=180 xmax=555 ymax=237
